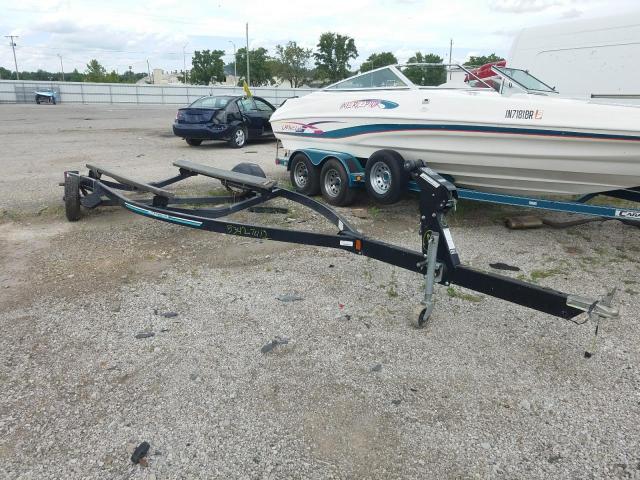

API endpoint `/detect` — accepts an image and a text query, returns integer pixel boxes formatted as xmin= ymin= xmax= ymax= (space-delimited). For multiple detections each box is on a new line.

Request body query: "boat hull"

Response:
xmin=271 ymin=90 xmax=640 ymax=196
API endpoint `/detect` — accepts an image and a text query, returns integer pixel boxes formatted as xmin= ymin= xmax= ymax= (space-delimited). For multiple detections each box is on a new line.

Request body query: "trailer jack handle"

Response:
xmin=567 ymin=288 xmax=619 ymax=357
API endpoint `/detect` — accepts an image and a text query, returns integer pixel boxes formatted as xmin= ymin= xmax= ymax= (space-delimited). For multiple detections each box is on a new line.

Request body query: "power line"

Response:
xmin=4 ymin=35 xmax=19 ymax=79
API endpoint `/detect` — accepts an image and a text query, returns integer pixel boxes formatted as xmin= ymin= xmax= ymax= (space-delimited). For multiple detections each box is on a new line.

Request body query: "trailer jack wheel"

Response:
xmin=64 ymin=173 xmax=82 ymax=221
xmin=415 ymin=305 xmax=431 ymax=328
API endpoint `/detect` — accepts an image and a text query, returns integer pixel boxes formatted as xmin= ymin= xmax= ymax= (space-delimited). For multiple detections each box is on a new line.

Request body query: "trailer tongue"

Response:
xmin=63 ymin=159 xmax=618 ymax=356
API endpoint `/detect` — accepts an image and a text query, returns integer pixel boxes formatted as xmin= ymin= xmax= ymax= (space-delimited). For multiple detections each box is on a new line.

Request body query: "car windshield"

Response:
xmin=189 ymin=96 xmax=232 ymax=108
xmin=325 ymin=67 xmax=408 ymax=89
xmin=493 ymin=67 xmax=555 ymax=93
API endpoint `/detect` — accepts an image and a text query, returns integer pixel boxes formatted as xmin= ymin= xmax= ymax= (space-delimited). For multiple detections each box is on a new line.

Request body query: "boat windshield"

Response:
xmin=493 ymin=67 xmax=556 ymax=93
xmin=325 ymin=67 xmax=408 ymax=90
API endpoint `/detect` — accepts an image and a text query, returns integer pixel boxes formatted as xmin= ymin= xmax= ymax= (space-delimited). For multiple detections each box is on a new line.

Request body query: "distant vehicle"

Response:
xmin=173 ymin=95 xmax=276 ymax=148
xmin=35 ymin=89 xmax=57 ymax=104
xmin=508 ymin=12 xmax=640 ymax=104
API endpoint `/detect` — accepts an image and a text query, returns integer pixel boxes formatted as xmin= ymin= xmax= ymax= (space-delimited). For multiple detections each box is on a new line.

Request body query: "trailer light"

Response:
xmin=355 ymin=239 xmax=362 ymax=252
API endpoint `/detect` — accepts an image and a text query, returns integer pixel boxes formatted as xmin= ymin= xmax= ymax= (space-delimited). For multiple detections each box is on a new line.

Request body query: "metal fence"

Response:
xmin=0 ymin=80 xmax=318 ymax=106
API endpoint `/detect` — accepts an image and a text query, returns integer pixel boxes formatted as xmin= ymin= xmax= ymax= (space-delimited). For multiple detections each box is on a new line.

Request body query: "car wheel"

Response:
xmin=320 ymin=158 xmax=356 ymax=206
xmin=289 ymin=153 xmax=320 ymax=196
xmin=185 ymin=138 xmax=202 ymax=146
xmin=365 ymin=150 xmax=408 ymax=204
xmin=228 ymin=126 xmax=247 ymax=148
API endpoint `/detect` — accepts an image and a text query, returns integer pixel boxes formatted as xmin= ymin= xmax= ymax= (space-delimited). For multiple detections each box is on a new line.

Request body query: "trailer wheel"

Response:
xmin=415 ymin=306 xmax=431 ymax=328
xmin=222 ymin=162 xmax=266 ymax=193
xmin=64 ymin=174 xmax=82 ymax=221
xmin=185 ymin=138 xmax=202 ymax=146
xmin=289 ymin=153 xmax=320 ymax=195
xmin=365 ymin=150 xmax=408 ymax=204
xmin=231 ymin=162 xmax=266 ymax=178
xmin=320 ymin=159 xmax=356 ymax=206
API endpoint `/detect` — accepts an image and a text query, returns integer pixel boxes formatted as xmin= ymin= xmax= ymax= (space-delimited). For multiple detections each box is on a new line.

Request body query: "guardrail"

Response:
xmin=0 ymin=80 xmax=318 ymax=106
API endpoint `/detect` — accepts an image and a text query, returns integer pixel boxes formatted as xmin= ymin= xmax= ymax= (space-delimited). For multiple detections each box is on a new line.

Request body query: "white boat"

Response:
xmin=270 ymin=64 xmax=640 ymax=200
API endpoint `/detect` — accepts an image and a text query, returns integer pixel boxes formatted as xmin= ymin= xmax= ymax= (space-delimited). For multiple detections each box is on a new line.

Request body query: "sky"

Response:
xmin=1 ymin=0 xmax=639 ymax=76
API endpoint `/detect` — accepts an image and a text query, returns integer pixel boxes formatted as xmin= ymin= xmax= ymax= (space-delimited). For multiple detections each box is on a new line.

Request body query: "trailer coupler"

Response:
xmin=62 ymin=159 xmax=619 ymax=355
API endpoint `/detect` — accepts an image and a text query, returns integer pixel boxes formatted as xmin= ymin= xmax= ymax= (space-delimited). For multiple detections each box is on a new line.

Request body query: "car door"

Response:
xmin=237 ymin=97 xmax=263 ymax=138
xmin=253 ymin=97 xmax=276 ymax=135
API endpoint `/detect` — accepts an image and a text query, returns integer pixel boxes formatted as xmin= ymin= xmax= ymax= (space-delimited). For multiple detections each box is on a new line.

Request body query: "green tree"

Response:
xmin=314 ymin=32 xmax=358 ymax=83
xmin=68 ymin=69 xmax=84 ymax=82
xmin=119 ymin=69 xmax=144 ymax=84
xmin=0 ymin=66 xmax=14 ymax=79
xmin=403 ymin=52 xmax=445 ymax=86
xmin=85 ymin=59 xmax=107 ymax=82
xmin=360 ymin=52 xmax=398 ymax=72
xmin=235 ymin=47 xmax=274 ymax=86
xmin=273 ymin=41 xmax=312 ymax=87
xmin=190 ymin=49 xmax=225 ymax=85
xmin=105 ymin=70 xmax=119 ymax=83
xmin=464 ymin=53 xmax=504 ymax=67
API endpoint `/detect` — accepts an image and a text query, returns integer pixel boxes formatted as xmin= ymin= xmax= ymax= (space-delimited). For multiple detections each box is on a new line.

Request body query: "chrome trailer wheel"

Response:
xmin=369 ymin=161 xmax=392 ymax=196
xmin=319 ymin=158 xmax=356 ymax=206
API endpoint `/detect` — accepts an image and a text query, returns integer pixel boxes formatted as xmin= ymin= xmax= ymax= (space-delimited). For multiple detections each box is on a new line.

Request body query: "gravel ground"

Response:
xmin=1 ymin=104 xmax=639 ymax=479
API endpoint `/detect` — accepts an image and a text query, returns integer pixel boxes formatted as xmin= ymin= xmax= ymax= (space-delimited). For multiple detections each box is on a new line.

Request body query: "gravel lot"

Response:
xmin=1 ymin=104 xmax=639 ymax=479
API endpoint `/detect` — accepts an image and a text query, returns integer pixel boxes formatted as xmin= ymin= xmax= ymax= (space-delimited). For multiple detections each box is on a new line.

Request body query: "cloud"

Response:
xmin=3 ymin=0 xmax=635 ymax=75
xmin=33 ymin=18 xmax=83 ymax=34
xmin=489 ymin=0 xmax=563 ymax=13
xmin=560 ymin=8 xmax=582 ymax=18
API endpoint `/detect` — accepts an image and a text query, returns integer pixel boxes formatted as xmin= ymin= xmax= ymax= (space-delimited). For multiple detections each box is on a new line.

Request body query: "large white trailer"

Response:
xmin=508 ymin=12 xmax=640 ymax=104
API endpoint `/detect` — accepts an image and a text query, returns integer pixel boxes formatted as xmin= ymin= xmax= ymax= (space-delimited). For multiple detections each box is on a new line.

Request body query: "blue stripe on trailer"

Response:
xmin=124 ymin=202 xmax=203 ymax=227
xmin=455 ymin=189 xmax=640 ymax=220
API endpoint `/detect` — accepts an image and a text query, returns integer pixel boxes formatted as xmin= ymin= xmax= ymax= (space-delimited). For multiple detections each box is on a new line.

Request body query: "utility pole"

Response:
xmin=5 ymin=35 xmax=19 ymax=80
xmin=182 ymin=43 xmax=188 ymax=84
xmin=146 ymin=59 xmax=152 ymax=84
xmin=449 ymin=38 xmax=453 ymax=80
xmin=57 ymin=53 xmax=64 ymax=81
xmin=245 ymin=23 xmax=250 ymax=87
xmin=228 ymin=40 xmax=236 ymax=83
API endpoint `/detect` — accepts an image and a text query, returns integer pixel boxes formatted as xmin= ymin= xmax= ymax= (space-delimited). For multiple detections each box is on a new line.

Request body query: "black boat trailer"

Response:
xmin=63 ymin=159 xmax=619 ymax=356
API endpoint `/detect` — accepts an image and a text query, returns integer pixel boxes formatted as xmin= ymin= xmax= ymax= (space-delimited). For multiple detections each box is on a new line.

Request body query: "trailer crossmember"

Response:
xmin=63 ymin=159 xmax=618 ymax=355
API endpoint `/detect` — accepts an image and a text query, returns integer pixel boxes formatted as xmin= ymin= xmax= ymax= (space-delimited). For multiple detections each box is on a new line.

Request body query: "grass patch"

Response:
xmin=207 ymin=188 xmax=231 ymax=196
xmin=387 ymin=285 xmax=398 ymax=298
xmin=446 ymin=286 xmax=483 ymax=303
xmin=280 ymin=179 xmax=295 ymax=191
xmin=529 ymin=268 xmax=565 ymax=283
xmin=368 ymin=206 xmax=381 ymax=219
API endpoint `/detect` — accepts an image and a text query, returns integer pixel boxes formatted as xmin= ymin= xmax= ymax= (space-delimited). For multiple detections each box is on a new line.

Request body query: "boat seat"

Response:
xmin=86 ymin=164 xmax=175 ymax=198
xmin=173 ymin=159 xmax=277 ymax=191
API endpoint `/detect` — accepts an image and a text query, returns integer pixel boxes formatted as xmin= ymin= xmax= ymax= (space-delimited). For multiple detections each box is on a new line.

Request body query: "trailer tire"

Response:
xmin=320 ymin=158 xmax=356 ymax=206
xmin=64 ymin=174 xmax=82 ymax=222
xmin=231 ymin=162 xmax=266 ymax=178
xmin=289 ymin=153 xmax=320 ymax=196
xmin=185 ymin=138 xmax=202 ymax=146
xmin=222 ymin=162 xmax=266 ymax=193
xmin=415 ymin=306 xmax=431 ymax=328
xmin=365 ymin=150 xmax=408 ymax=204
